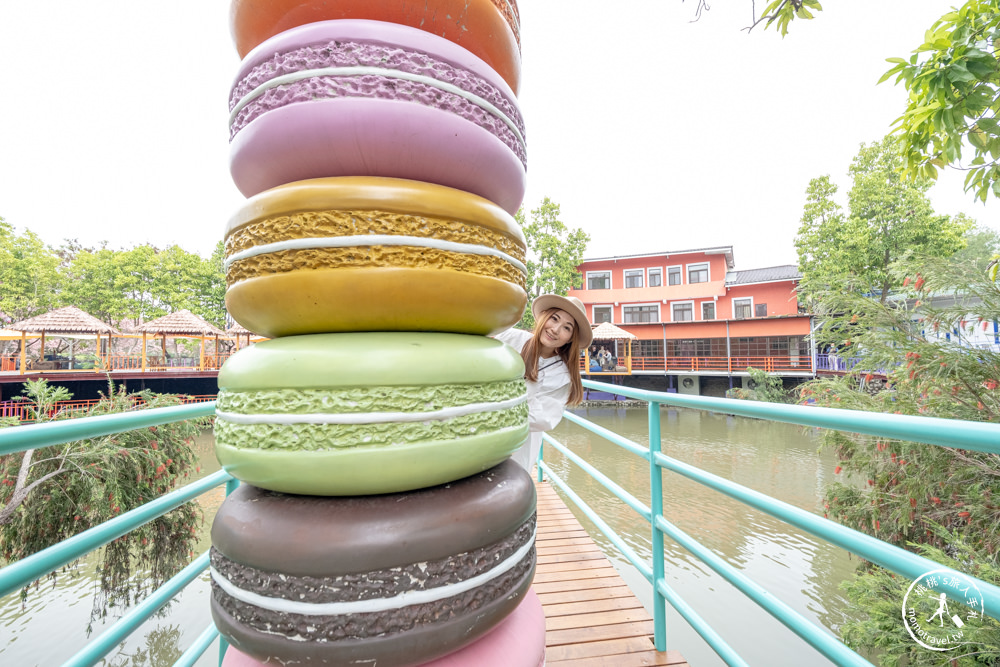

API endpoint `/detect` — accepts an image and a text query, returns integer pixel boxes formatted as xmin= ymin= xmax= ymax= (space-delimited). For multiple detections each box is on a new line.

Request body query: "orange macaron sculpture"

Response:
xmin=229 ymin=0 xmax=522 ymax=94
xmin=224 ymin=176 xmax=528 ymax=339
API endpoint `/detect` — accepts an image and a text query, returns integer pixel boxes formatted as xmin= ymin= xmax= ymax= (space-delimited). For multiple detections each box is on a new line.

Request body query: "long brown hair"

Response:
xmin=518 ymin=307 xmax=584 ymax=406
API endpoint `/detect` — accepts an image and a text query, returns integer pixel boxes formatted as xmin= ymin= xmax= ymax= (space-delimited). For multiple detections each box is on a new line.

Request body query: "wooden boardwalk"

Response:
xmin=533 ymin=481 xmax=690 ymax=667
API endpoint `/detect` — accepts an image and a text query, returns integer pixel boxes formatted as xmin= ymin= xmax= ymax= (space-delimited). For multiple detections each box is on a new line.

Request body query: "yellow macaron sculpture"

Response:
xmin=224 ymin=177 xmax=528 ymax=338
xmin=211 ymin=1 xmax=544 ymax=666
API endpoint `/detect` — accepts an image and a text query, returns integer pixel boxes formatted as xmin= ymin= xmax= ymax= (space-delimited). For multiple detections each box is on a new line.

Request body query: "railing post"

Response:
xmin=647 ymin=399 xmax=666 ymax=651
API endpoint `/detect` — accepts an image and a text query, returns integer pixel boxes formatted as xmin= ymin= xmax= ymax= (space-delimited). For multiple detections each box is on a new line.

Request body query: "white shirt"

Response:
xmin=494 ymin=328 xmax=571 ymax=470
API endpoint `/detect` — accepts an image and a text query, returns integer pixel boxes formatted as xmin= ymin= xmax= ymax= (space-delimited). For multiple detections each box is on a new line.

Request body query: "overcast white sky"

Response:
xmin=1 ymin=1 xmax=996 ymax=271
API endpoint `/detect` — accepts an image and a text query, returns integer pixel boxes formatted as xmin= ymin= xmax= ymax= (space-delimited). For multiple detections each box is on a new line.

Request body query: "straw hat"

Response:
xmin=531 ymin=294 xmax=593 ymax=348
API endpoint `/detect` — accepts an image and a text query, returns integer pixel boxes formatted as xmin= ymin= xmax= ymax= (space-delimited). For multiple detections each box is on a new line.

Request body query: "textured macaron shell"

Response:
xmin=210 ymin=461 xmax=536 ymax=666
xmin=228 ymin=20 xmax=526 ymax=213
xmin=218 ymin=331 xmax=524 ymax=389
xmin=214 ymin=333 xmax=530 ymax=495
xmin=224 ymin=177 xmax=528 ymax=338
xmin=219 ymin=590 xmax=545 ymax=667
xmin=229 ymin=0 xmax=523 ymax=94
xmin=211 ymin=459 xmax=535 ymax=575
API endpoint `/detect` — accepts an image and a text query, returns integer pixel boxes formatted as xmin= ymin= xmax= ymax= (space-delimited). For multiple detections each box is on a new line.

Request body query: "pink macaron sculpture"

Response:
xmin=228 ymin=19 xmax=527 ymax=215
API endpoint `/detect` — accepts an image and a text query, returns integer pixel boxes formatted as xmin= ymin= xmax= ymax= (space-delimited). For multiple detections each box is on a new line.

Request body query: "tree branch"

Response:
xmin=0 ymin=467 xmax=67 ymax=525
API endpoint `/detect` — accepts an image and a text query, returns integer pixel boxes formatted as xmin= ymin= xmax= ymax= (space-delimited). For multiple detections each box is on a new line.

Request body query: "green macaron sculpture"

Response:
xmin=214 ymin=332 xmax=529 ymax=496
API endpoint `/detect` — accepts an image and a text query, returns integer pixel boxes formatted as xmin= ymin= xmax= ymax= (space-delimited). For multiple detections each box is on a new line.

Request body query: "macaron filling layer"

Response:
xmin=215 ymin=381 xmax=527 ymax=450
xmin=211 ymin=516 xmax=534 ymax=641
xmin=211 ymin=517 xmax=534 ymax=609
xmin=229 ymin=40 xmax=526 ymax=166
xmin=224 ymin=209 xmax=527 ymax=289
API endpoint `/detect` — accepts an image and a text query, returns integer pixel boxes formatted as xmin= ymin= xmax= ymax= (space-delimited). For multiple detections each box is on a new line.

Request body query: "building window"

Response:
xmin=672 ymin=302 xmax=694 ymax=322
xmin=623 ymin=304 xmax=658 ymax=323
xmin=733 ymin=298 xmax=752 ymax=319
xmin=648 ymin=268 xmax=662 ymax=287
xmin=755 ymin=303 xmax=768 ymax=317
xmin=587 ymin=271 xmax=611 ymax=290
xmin=667 ymin=266 xmax=682 ymax=285
xmin=593 ymin=305 xmax=612 ymax=323
xmin=624 ymin=269 xmax=644 ymax=288
xmin=688 ymin=263 xmax=709 ymax=284
xmin=702 ymin=302 xmax=716 ymax=320
xmin=634 ymin=339 xmax=663 ymax=357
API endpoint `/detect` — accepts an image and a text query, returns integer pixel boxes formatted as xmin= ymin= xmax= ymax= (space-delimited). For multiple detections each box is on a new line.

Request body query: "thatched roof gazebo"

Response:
xmin=131 ymin=310 xmax=226 ymax=371
xmin=225 ymin=321 xmax=264 ymax=350
xmin=591 ymin=322 xmax=637 ymax=341
xmin=589 ymin=321 xmax=637 ymax=373
xmin=7 ymin=306 xmax=120 ymax=372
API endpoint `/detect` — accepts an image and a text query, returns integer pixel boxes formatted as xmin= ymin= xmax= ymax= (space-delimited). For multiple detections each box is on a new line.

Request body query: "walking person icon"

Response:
xmin=927 ymin=593 xmax=949 ymax=626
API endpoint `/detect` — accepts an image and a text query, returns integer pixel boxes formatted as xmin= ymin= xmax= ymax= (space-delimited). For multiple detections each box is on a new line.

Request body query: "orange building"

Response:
xmin=568 ymin=246 xmax=814 ymax=395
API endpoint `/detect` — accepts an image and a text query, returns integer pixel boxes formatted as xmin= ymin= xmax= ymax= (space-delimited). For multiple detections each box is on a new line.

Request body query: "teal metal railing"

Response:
xmin=0 ymin=401 xmax=234 ymax=666
xmin=2 ymin=385 xmax=999 ymax=665
xmin=536 ymin=379 xmax=1000 ymax=667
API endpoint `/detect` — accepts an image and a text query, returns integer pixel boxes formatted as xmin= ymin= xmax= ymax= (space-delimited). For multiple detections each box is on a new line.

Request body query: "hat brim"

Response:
xmin=531 ymin=295 xmax=593 ymax=349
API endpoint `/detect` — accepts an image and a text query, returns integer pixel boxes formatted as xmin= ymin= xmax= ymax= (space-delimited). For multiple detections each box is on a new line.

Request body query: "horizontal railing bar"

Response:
xmin=583 ymin=380 xmax=1000 ymax=453
xmin=0 ymin=470 xmax=232 ymax=599
xmin=540 ymin=454 xmax=750 ymax=667
xmin=560 ymin=411 xmax=651 ymax=461
xmin=540 ymin=461 xmax=652 ymax=582
xmin=0 ymin=402 xmax=217 ymax=457
xmin=62 ymin=551 xmax=211 ymax=667
xmin=657 ymin=579 xmax=751 ymax=667
xmin=541 ymin=431 xmax=652 ymax=523
xmin=653 ymin=514 xmax=871 ymax=667
xmin=175 ymin=623 xmax=220 ymax=667
xmin=652 ymin=450 xmax=1000 ymax=620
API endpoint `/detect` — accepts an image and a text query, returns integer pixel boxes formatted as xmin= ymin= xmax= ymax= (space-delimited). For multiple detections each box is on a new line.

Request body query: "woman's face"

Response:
xmin=539 ymin=309 xmax=575 ymax=355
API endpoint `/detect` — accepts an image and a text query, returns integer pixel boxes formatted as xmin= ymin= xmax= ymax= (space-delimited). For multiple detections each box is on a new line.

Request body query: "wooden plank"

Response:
xmin=533 ymin=480 xmax=689 ymax=667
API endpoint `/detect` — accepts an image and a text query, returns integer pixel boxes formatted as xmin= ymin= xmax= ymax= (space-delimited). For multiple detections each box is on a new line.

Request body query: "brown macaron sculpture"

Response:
xmin=210 ymin=1 xmax=545 ymax=666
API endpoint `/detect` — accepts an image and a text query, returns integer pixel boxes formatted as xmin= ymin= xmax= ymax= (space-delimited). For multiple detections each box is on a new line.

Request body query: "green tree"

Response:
xmin=62 ymin=243 xmax=226 ymax=327
xmin=515 ymin=198 xmax=590 ymax=329
xmin=186 ymin=241 xmax=227 ymax=328
xmin=61 ymin=248 xmax=123 ymax=324
xmin=953 ymin=220 xmax=1000 ymax=270
xmin=0 ymin=380 xmax=205 ymax=621
xmin=794 ymin=175 xmax=846 ymax=305
xmin=725 ymin=367 xmax=789 ymax=402
xmin=801 ymin=254 xmax=1000 ymax=664
xmin=795 ymin=137 xmax=971 ymax=303
xmin=0 ymin=218 xmax=63 ymax=321
xmin=881 ymin=2 xmax=1000 ymax=202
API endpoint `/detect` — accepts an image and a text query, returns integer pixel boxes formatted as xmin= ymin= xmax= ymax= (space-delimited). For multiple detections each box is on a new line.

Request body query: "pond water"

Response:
xmin=546 ymin=405 xmax=861 ymax=667
xmin=0 ymin=407 xmax=863 ymax=666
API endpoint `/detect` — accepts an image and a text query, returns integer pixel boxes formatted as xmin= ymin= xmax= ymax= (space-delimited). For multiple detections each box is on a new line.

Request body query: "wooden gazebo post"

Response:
xmin=141 ymin=332 xmax=148 ymax=372
xmin=19 ymin=332 xmax=26 ymax=374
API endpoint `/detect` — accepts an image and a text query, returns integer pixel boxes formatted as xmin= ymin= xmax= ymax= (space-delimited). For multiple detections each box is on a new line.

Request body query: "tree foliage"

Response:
xmin=0 ymin=218 xmax=63 ymax=321
xmin=0 ymin=380 xmax=205 ymax=623
xmin=61 ymin=243 xmax=226 ymax=329
xmin=515 ymin=198 xmax=590 ymax=329
xmin=0 ymin=216 xmax=225 ymax=328
xmin=881 ymin=1 xmax=1000 ymax=202
xmin=795 ymin=137 xmax=971 ymax=303
xmin=749 ymin=0 xmax=823 ymax=35
xmin=725 ymin=367 xmax=790 ymax=402
xmin=801 ymin=254 xmax=1000 ymax=664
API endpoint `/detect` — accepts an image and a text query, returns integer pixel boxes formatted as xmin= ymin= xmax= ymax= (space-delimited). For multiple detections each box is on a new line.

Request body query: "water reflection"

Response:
xmin=2 ymin=409 xmax=859 ymax=666
xmin=547 ymin=405 xmax=857 ymax=667
xmin=0 ymin=431 xmax=222 ymax=667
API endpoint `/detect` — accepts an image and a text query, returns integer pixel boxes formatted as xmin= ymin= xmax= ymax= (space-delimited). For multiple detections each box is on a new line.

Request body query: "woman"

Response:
xmin=495 ymin=294 xmax=593 ymax=472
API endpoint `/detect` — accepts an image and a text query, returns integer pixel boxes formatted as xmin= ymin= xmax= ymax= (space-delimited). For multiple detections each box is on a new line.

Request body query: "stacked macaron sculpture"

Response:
xmin=210 ymin=2 xmax=545 ymax=666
